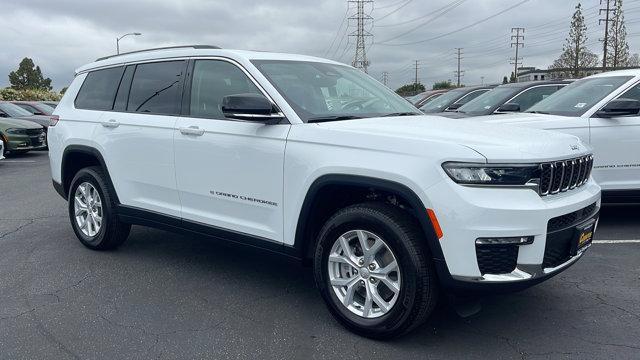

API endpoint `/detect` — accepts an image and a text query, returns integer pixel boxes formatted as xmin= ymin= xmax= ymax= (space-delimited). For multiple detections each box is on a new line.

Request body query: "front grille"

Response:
xmin=476 ymin=244 xmax=518 ymax=275
xmin=25 ymin=128 xmax=44 ymax=136
xmin=539 ymin=155 xmax=593 ymax=196
xmin=548 ymin=202 xmax=598 ymax=232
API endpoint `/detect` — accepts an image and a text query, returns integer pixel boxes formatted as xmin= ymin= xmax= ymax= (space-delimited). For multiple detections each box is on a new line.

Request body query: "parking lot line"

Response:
xmin=1 ymin=160 xmax=37 ymax=163
xmin=593 ymin=239 xmax=640 ymax=244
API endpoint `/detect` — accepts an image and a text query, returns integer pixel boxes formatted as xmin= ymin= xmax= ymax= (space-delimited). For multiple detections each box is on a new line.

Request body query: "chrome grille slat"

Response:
xmin=538 ymin=155 xmax=593 ymax=197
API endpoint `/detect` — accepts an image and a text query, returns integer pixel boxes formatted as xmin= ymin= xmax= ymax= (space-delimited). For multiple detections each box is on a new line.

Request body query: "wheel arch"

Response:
xmin=60 ymin=145 xmax=119 ymax=203
xmin=293 ymin=174 xmax=444 ymax=263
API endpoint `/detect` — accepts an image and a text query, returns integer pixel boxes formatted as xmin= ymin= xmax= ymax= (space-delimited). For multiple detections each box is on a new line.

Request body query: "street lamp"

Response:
xmin=116 ymin=32 xmax=142 ymax=54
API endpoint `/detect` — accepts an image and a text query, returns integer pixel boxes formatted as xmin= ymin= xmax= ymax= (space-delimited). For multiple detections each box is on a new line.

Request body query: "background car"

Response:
xmin=480 ymin=70 xmax=640 ymax=202
xmin=42 ymin=101 xmax=59 ymax=108
xmin=413 ymin=89 xmax=449 ymax=108
xmin=0 ymin=101 xmax=51 ymax=129
xmin=440 ymin=80 xmax=571 ymax=118
xmin=0 ymin=116 xmax=47 ymax=155
xmin=11 ymin=101 xmax=56 ymax=115
xmin=420 ymin=85 xmax=496 ymax=113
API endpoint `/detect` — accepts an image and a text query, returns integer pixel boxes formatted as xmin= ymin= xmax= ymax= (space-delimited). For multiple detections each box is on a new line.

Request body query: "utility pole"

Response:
xmin=454 ymin=48 xmax=464 ymax=87
xmin=599 ymin=0 xmax=614 ymax=70
xmin=413 ymin=60 xmax=420 ymax=93
xmin=510 ymin=27 xmax=525 ymax=82
xmin=348 ymin=0 xmax=373 ymax=73
xmin=381 ymin=71 xmax=389 ymax=86
xmin=481 ymin=76 xmax=485 ymax=85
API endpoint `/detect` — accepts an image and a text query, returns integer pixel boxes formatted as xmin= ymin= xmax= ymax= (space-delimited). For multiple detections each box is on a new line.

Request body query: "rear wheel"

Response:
xmin=313 ymin=202 xmax=439 ymax=338
xmin=68 ymin=166 xmax=130 ymax=250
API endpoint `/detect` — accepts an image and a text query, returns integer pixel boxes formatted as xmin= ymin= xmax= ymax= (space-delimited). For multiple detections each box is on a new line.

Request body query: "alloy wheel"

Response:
xmin=74 ymin=182 xmax=103 ymax=237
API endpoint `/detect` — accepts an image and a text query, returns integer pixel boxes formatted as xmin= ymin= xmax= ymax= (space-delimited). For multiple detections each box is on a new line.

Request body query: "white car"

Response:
xmin=0 ymin=138 xmax=5 ymax=160
xmin=48 ymin=45 xmax=601 ymax=338
xmin=480 ymin=70 xmax=640 ymax=202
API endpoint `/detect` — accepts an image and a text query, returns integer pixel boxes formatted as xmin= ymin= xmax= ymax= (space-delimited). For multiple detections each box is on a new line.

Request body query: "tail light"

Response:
xmin=50 ymin=115 xmax=60 ymax=126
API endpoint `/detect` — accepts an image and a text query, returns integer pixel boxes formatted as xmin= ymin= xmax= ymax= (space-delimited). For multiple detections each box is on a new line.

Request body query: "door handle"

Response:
xmin=102 ymin=119 xmax=120 ymax=128
xmin=179 ymin=126 xmax=205 ymax=136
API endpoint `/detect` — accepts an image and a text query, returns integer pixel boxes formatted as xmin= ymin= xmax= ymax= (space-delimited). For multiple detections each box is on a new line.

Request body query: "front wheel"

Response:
xmin=313 ymin=202 xmax=439 ymax=338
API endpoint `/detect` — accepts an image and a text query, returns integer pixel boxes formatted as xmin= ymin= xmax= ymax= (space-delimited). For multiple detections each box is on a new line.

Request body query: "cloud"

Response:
xmin=1 ymin=0 xmax=637 ymax=91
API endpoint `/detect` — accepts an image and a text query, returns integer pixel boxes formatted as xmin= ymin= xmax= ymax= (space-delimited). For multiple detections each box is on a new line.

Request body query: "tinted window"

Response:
xmin=420 ymin=89 xmax=467 ymax=113
xmin=190 ymin=60 xmax=261 ymax=119
xmin=0 ymin=102 xmax=34 ymax=117
xmin=127 ymin=61 xmax=185 ymax=115
xmin=113 ymin=65 xmax=135 ymax=111
xmin=508 ymin=85 xmax=564 ymax=111
xmin=75 ymin=67 xmax=124 ymax=110
xmin=453 ymin=89 xmax=490 ymax=106
xmin=619 ymin=82 xmax=640 ymax=102
xmin=15 ymin=103 xmax=38 ymax=113
xmin=528 ymin=76 xmax=633 ymax=116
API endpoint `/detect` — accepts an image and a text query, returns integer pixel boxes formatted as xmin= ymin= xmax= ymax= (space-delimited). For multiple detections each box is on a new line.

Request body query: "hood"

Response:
xmin=316 ymin=115 xmax=590 ymax=163
xmin=434 ymin=111 xmax=470 ymax=119
xmin=478 ymin=112 xmax=575 ymax=128
xmin=0 ymin=117 xmax=44 ymax=130
xmin=16 ymin=115 xmax=50 ymax=128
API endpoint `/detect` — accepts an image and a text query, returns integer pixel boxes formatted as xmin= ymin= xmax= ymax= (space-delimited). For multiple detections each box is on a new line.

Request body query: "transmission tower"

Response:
xmin=599 ymin=0 xmax=615 ymax=70
xmin=510 ymin=27 xmax=525 ymax=82
xmin=348 ymin=0 xmax=373 ymax=73
xmin=454 ymin=48 xmax=464 ymax=87
xmin=413 ymin=60 xmax=420 ymax=93
xmin=381 ymin=71 xmax=389 ymax=86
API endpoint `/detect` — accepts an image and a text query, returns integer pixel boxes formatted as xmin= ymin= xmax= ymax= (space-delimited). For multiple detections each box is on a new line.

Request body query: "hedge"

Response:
xmin=0 ymin=88 xmax=63 ymax=101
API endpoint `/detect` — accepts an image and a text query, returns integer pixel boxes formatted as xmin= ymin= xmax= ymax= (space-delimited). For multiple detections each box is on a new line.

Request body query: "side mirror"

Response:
xmin=596 ymin=98 xmax=640 ymax=118
xmin=446 ymin=102 xmax=463 ymax=111
xmin=221 ymin=93 xmax=283 ymax=124
xmin=34 ymin=111 xmax=45 ymax=116
xmin=497 ymin=103 xmax=521 ymax=112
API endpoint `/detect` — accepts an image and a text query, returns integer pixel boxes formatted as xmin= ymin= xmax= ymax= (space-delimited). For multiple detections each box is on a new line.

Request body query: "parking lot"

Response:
xmin=1 ymin=151 xmax=639 ymax=359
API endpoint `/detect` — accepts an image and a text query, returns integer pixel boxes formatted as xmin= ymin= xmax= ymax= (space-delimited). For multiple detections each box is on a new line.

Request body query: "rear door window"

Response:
xmin=127 ymin=61 xmax=186 ymax=115
xmin=509 ymin=85 xmax=564 ymax=111
xmin=75 ymin=66 xmax=125 ymax=110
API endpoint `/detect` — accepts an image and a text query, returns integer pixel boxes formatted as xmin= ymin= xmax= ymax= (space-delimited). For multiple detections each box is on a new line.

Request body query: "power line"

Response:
xmin=510 ymin=27 xmax=525 ymax=81
xmin=375 ymin=0 xmax=466 ymax=44
xmin=349 ymin=0 xmax=374 ymax=72
xmin=600 ymin=0 xmax=615 ymax=70
xmin=376 ymin=0 xmax=531 ymax=46
xmin=454 ymin=48 xmax=464 ymax=87
xmin=375 ymin=0 xmax=413 ymax=22
xmin=324 ymin=7 xmax=350 ymax=57
xmin=374 ymin=0 xmax=465 ymax=28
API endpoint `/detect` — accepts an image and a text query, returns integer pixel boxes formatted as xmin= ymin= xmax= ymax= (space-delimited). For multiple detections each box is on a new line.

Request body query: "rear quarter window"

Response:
xmin=75 ymin=67 xmax=125 ymax=110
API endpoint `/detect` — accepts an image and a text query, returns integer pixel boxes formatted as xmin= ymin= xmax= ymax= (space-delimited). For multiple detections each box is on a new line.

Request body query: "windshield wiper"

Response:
xmin=380 ymin=112 xmax=421 ymax=117
xmin=527 ymin=110 xmax=550 ymax=114
xmin=307 ymin=115 xmax=363 ymax=123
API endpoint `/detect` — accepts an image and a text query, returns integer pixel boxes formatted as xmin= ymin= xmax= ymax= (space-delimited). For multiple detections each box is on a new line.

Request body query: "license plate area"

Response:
xmin=571 ymin=218 xmax=596 ymax=255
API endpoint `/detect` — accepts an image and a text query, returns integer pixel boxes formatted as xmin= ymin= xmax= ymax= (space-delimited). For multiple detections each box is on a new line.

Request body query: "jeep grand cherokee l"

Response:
xmin=49 ymin=45 xmax=601 ymax=338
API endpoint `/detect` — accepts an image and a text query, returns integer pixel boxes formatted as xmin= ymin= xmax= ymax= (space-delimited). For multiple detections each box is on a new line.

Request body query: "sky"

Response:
xmin=1 ymin=0 xmax=639 ymax=91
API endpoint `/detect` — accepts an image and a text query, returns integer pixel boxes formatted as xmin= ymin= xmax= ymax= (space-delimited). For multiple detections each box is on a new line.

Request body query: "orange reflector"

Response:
xmin=426 ymin=209 xmax=443 ymax=239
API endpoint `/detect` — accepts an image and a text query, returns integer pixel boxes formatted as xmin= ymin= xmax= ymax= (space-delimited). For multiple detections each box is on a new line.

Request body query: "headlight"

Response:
xmin=442 ymin=162 xmax=540 ymax=186
xmin=5 ymin=128 xmax=27 ymax=135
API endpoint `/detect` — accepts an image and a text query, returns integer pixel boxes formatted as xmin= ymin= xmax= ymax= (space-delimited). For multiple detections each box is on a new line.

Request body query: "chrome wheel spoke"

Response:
xmin=370 ymin=284 xmax=391 ymax=313
xmin=327 ymin=229 xmax=401 ymax=319
xmin=74 ymin=182 xmax=103 ymax=238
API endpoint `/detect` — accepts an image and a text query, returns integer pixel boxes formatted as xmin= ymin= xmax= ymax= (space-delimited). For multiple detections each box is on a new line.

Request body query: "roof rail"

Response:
xmin=95 ymin=45 xmax=222 ymax=62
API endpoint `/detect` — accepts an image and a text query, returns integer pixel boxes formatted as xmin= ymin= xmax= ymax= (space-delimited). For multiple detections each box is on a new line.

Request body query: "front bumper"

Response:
xmin=5 ymin=132 xmax=47 ymax=152
xmin=424 ymin=177 xmax=601 ymax=292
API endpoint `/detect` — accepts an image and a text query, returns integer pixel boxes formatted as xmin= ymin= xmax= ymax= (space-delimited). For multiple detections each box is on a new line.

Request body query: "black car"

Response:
xmin=438 ymin=80 xmax=572 ymax=118
xmin=420 ymin=85 xmax=496 ymax=113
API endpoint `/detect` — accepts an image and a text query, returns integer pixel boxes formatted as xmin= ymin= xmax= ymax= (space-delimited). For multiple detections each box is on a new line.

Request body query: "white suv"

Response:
xmin=49 ymin=46 xmax=601 ymax=338
xmin=481 ymin=70 xmax=640 ymax=202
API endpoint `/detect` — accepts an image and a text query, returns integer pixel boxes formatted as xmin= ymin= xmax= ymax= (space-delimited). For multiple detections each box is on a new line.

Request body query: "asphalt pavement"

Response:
xmin=1 ymin=151 xmax=639 ymax=360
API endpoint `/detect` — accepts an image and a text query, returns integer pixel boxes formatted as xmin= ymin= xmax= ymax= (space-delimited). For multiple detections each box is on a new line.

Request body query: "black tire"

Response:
xmin=313 ymin=202 xmax=439 ymax=339
xmin=68 ymin=166 xmax=130 ymax=250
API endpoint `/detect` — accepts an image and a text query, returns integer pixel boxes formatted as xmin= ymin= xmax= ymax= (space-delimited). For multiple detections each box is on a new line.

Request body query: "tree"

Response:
xmin=509 ymin=72 xmax=517 ymax=83
xmin=8 ymin=58 xmax=52 ymax=91
xmin=395 ymin=83 xmax=425 ymax=96
xmin=607 ymin=0 xmax=631 ymax=68
xmin=433 ymin=81 xmax=454 ymax=90
xmin=502 ymin=76 xmax=509 ymax=84
xmin=629 ymin=53 xmax=640 ymax=67
xmin=60 ymin=87 xmax=68 ymax=95
xmin=549 ymin=3 xmax=599 ymax=77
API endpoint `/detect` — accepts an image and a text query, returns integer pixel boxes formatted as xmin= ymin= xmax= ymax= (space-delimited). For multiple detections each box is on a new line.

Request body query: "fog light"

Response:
xmin=475 ymin=236 xmax=534 ymax=245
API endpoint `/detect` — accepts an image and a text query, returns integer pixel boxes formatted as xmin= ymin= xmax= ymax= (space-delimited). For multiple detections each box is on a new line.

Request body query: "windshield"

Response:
xmin=0 ymin=102 xmax=34 ymax=117
xmin=252 ymin=60 xmax=420 ymax=122
xmin=456 ymin=87 xmax=517 ymax=115
xmin=527 ymin=76 xmax=634 ymax=116
xmin=420 ymin=89 xmax=467 ymax=113
xmin=37 ymin=103 xmax=56 ymax=113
